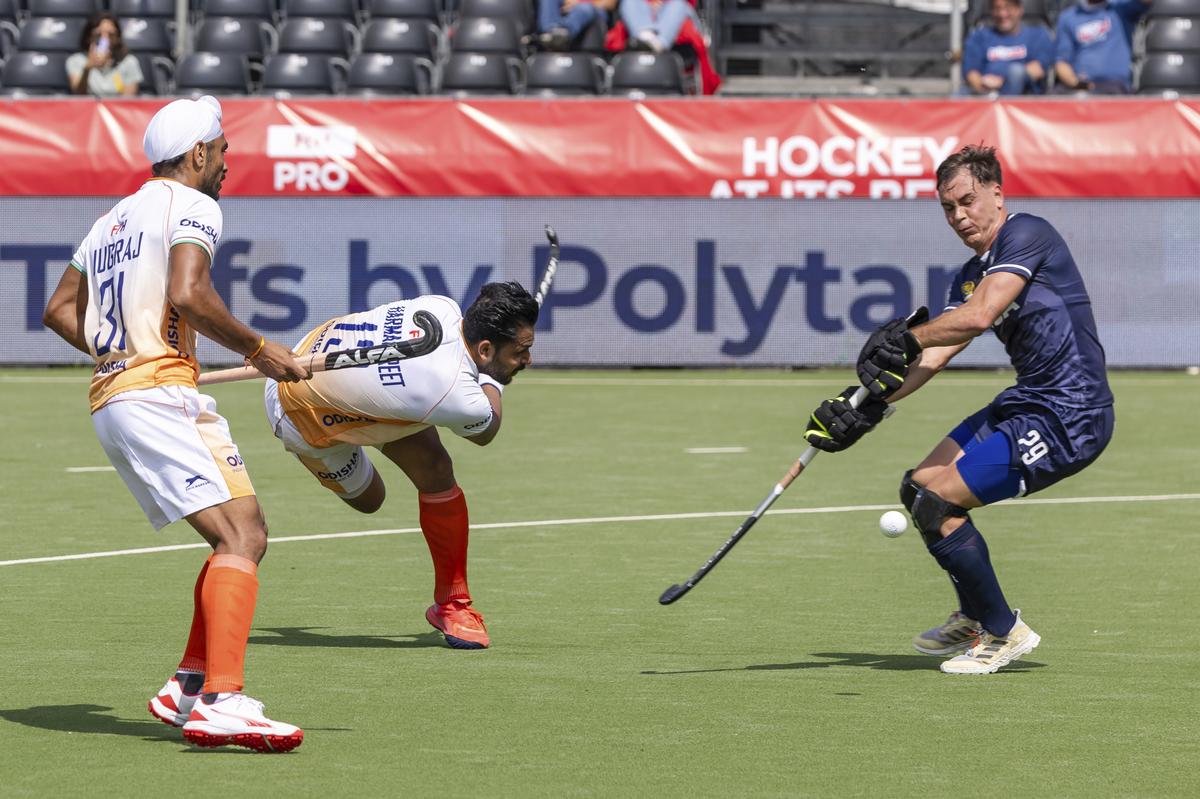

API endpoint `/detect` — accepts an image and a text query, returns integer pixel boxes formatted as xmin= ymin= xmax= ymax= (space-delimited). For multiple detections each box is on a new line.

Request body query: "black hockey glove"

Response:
xmin=856 ymin=307 xmax=928 ymax=398
xmin=803 ymin=385 xmax=890 ymax=453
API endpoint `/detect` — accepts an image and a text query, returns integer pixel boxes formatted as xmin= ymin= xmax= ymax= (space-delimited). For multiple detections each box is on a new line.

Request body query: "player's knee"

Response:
xmin=899 ymin=469 xmax=968 ymax=547
xmin=417 ymin=448 xmax=456 ymax=492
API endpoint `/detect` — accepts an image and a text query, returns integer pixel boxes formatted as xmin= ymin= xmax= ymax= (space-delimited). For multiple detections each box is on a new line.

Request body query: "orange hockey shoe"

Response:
xmin=426 ymin=600 xmax=490 ymax=649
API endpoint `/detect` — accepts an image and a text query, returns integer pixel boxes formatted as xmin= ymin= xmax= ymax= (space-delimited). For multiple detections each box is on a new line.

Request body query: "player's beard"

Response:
xmin=201 ymin=166 xmax=222 ymax=201
xmin=482 ymin=363 xmax=522 ymax=385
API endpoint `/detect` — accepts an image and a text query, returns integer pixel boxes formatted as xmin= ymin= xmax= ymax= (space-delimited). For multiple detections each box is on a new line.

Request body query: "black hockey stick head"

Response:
xmin=405 ymin=309 xmax=443 ymax=356
xmin=658 ymin=583 xmax=691 ymax=605
xmin=320 ymin=309 xmax=443 ymax=371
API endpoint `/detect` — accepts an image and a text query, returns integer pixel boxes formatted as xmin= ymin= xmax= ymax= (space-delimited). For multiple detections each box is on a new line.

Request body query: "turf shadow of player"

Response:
xmin=248 ymin=627 xmax=445 ymax=649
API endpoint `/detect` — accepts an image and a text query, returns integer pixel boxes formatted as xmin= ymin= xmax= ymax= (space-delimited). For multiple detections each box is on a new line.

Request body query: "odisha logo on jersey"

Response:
xmin=1076 ymin=18 xmax=1111 ymax=45
xmin=322 ymin=412 xmax=372 ymax=426
xmin=180 ymin=218 xmax=219 ymax=242
xmin=986 ymin=45 xmax=1027 ymax=62
xmin=961 ymin=280 xmax=976 ymax=298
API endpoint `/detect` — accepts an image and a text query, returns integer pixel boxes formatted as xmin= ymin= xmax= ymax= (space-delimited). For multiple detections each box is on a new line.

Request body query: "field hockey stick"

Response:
xmin=658 ymin=308 xmax=925 ymax=604
xmin=197 ymin=309 xmax=444 ymax=386
xmin=535 ymin=225 xmax=559 ymax=307
xmin=658 ymin=385 xmax=890 ymax=605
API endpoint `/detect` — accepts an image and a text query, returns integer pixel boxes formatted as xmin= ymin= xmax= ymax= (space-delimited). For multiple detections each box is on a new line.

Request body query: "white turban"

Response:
xmin=142 ymin=95 xmax=223 ymax=165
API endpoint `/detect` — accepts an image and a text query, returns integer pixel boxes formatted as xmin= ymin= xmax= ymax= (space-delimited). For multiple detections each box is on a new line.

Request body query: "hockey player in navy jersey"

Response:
xmin=803 ymin=144 xmax=1114 ymax=674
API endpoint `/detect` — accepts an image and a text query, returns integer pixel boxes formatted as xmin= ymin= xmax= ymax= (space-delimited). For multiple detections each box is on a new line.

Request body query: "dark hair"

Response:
xmin=151 ymin=151 xmax=189 ymax=177
xmin=81 ymin=13 xmax=129 ymax=63
xmin=936 ymin=144 xmax=1003 ymax=190
xmin=463 ymin=282 xmax=539 ymax=345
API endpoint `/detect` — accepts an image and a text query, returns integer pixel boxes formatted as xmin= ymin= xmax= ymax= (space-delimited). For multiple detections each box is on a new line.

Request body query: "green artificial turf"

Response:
xmin=1 ymin=367 xmax=1197 ymax=797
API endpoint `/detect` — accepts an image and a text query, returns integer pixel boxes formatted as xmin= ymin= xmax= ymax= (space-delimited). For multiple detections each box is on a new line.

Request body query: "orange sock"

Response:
xmin=419 ymin=486 xmax=471 ymax=605
xmin=200 ymin=554 xmax=259 ymax=695
xmin=177 ymin=555 xmax=214 ymax=673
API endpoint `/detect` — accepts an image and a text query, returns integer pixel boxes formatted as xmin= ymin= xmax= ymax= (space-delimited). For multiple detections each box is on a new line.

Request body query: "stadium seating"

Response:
xmin=199 ymin=0 xmax=277 ymax=24
xmin=132 ymin=52 xmax=173 ymax=93
xmin=0 ymin=50 xmax=71 ymax=94
xmin=610 ymin=51 xmax=686 ymax=95
xmin=194 ymin=17 xmax=276 ymax=60
xmin=573 ymin=18 xmax=607 ymax=55
xmin=283 ymin=0 xmax=360 ymax=23
xmin=277 ymin=17 xmax=359 ymax=57
xmin=1138 ymin=51 xmax=1200 ymax=92
xmin=175 ymin=51 xmax=254 ymax=94
xmin=262 ymin=51 xmax=345 ymax=93
xmin=346 ymin=51 xmax=433 ymax=94
xmin=451 ymin=17 xmax=522 ymax=55
xmin=0 ymin=1 xmax=17 ymax=59
xmin=120 ymin=16 xmax=172 ymax=54
xmin=440 ymin=51 xmax=521 ymax=94
xmin=366 ymin=0 xmax=441 ymax=23
xmin=457 ymin=0 xmax=533 ymax=34
xmin=29 ymin=0 xmax=101 ymax=18
xmin=361 ymin=18 xmax=440 ymax=59
xmin=1144 ymin=17 xmax=1200 ymax=53
xmin=112 ymin=0 xmax=176 ymax=19
xmin=1147 ymin=0 xmax=1200 ymax=18
xmin=525 ymin=52 xmax=605 ymax=95
xmin=18 ymin=16 xmax=88 ymax=52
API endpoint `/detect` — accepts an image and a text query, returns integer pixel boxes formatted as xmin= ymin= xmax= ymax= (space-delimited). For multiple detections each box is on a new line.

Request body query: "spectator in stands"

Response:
xmin=619 ymin=0 xmax=702 ymax=53
xmin=961 ymin=0 xmax=1054 ymax=95
xmin=537 ymin=0 xmax=616 ymax=51
xmin=68 ymin=12 xmax=143 ymax=97
xmin=1054 ymin=0 xmax=1153 ymax=94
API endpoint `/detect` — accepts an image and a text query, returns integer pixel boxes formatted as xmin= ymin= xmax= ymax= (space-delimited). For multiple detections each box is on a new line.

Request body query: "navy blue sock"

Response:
xmin=948 ymin=574 xmax=980 ymax=622
xmin=928 ymin=520 xmax=1016 ymax=636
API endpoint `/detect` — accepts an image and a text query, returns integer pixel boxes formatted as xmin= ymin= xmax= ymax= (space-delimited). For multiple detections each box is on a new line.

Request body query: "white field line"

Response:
xmin=2 ymin=492 xmax=1197 ymax=569
xmin=66 ymin=466 xmax=117 ymax=473
xmin=686 ymin=447 xmax=749 ymax=454
xmin=2 ymin=374 xmax=1195 ymax=387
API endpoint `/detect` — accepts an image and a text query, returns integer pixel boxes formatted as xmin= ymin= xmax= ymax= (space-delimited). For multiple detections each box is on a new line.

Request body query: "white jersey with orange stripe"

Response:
xmin=70 ymin=178 xmax=222 ymax=412
xmin=277 ymin=296 xmax=493 ymax=449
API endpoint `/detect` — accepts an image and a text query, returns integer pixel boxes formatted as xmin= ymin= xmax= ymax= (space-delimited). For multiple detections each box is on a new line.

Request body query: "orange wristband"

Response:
xmin=247 ymin=335 xmax=266 ymax=359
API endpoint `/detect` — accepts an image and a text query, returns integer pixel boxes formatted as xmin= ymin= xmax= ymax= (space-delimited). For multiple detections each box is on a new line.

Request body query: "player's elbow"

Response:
xmin=961 ymin=307 xmax=994 ymax=337
xmin=42 ymin=297 xmax=72 ymax=338
xmin=167 ymin=281 xmax=204 ymax=315
xmin=469 ymin=428 xmax=499 ymax=447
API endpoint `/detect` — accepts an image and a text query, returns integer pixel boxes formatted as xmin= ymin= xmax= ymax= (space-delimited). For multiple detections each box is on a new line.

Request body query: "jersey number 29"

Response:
xmin=1018 ymin=429 xmax=1048 ymax=466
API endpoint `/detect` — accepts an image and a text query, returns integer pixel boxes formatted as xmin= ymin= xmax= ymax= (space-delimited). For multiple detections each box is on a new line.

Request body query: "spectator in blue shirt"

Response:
xmin=962 ymin=0 xmax=1054 ymax=95
xmin=536 ymin=0 xmax=615 ymax=50
xmin=1055 ymin=0 xmax=1153 ymax=93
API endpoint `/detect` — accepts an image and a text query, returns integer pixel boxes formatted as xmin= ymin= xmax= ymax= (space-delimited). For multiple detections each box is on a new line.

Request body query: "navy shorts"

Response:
xmin=948 ymin=390 xmax=1115 ymax=506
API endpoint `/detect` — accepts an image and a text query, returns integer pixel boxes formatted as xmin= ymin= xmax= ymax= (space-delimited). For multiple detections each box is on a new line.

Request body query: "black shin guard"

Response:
xmin=899 ymin=470 xmax=970 ymax=547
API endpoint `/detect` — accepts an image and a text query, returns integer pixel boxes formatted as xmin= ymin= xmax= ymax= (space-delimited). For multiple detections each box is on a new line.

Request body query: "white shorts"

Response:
xmin=264 ymin=380 xmax=376 ymax=499
xmin=92 ymin=385 xmax=254 ymax=530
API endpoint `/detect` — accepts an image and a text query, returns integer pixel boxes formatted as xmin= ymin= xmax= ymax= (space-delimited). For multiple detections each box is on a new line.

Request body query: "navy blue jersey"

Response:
xmin=946 ymin=213 xmax=1113 ymax=409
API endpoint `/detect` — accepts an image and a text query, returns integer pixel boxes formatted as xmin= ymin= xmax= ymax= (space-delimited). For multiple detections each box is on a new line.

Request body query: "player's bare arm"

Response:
xmin=883 ymin=342 xmax=970 ymax=403
xmin=467 ymin=384 xmax=503 ymax=447
xmin=911 ymin=271 xmax=1027 ymax=349
xmin=167 ymin=242 xmax=308 ymax=382
xmin=42 ymin=266 xmax=90 ymax=354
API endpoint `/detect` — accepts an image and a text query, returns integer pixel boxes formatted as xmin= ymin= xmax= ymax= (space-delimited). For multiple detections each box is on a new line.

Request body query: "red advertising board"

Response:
xmin=1 ymin=97 xmax=1198 ymax=198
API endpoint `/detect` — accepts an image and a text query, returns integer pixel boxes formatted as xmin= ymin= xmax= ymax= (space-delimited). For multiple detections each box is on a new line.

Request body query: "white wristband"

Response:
xmin=478 ymin=373 xmax=504 ymax=395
